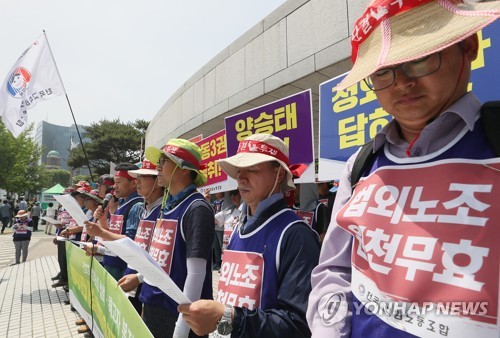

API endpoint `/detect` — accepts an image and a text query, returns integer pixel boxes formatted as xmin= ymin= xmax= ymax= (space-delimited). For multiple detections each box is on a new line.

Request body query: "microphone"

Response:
xmin=101 ymin=193 xmax=113 ymax=210
xmin=95 ymin=193 xmax=113 ymax=222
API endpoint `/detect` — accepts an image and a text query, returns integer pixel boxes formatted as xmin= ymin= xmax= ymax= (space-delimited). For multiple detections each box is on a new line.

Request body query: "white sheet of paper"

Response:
xmin=70 ymin=239 xmax=85 ymax=246
xmin=40 ymin=216 xmax=62 ymax=224
xmin=54 ymin=194 xmax=88 ymax=227
xmin=71 ymin=240 xmax=116 ymax=256
xmin=102 ymin=237 xmax=191 ymax=305
xmin=56 ymin=236 xmax=69 ymax=241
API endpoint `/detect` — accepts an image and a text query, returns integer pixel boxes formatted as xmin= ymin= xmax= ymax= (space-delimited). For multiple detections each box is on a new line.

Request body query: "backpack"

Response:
xmin=350 ymin=101 xmax=500 ymax=188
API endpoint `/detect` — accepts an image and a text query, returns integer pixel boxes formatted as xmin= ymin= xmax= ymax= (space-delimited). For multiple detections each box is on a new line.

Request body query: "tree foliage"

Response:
xmin=45 ymin=169 xmax=71 ymax=188
xmin=67 ymin=118 xmax=148 ymax=176
xmin=0 ymin=121 xmax=48 ymax=195
xmin=72 ymin=174 xmax=92 ymax=184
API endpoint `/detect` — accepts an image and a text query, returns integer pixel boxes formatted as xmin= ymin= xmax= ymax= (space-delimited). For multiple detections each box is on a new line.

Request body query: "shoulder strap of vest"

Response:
xmin=350 ymin=139 xmax=375 ymax=188
xmin=480 ymin=101 xmax=500 ymax=157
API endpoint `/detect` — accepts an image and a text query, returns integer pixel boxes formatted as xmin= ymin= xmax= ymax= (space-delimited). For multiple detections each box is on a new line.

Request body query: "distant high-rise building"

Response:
xmin=35 ymin=121 xmax=90 ymax=175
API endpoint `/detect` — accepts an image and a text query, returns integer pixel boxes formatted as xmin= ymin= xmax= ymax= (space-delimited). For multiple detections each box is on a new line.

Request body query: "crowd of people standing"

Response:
xmin=2 ymin=1 xmax=499 ymax=337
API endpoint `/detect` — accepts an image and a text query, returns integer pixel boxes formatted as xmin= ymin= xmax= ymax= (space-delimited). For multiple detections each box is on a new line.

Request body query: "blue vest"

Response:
xmin=227 ymin=208 xmax=307 ymax=310
xmin=139 ymin=192 xmax=213 ymax=314
xmin=135 ymin=203 xmax=162 ymax=251
xmin=350 ymin=120 xmax=495 ymax=338
xmin=123 ymin=202 xmax=161 ymax=276
xmin=103 ymin=195 xmax=142 ymax=269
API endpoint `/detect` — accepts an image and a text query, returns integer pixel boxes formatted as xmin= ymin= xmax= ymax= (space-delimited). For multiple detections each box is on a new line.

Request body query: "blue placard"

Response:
xmin=318 ymin=21 xmax=500 ymax=181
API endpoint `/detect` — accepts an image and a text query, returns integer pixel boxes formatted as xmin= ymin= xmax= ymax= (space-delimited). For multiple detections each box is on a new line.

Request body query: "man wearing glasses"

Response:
xmin=308 ymin=1 xmax=500 ymax=337
xmin=141 ymin=139 xmax=215 ymax=338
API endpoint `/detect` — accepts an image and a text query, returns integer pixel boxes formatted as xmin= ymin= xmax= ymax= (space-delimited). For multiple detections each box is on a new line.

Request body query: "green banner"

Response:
xmin=66 ymin=242 xmax=153 ymax=338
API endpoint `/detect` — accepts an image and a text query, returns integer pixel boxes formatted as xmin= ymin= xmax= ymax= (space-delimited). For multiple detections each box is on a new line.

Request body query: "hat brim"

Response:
xmin=337 ymin=1 xmax=500 ymax=91
xmin=81 ymin=192 xmax=103 ymax=204
xmin=145 ymin=146 xmax=163 ymax=166
xmin=128 ymin=168 xmax=159 ymax=178
xmin=15 ymin=212 xmax=28 ymax=218
xmin=145 ymin=146 xmax=207 ymax=186
xmin=217 ymin=153 xmax=295 ymax=192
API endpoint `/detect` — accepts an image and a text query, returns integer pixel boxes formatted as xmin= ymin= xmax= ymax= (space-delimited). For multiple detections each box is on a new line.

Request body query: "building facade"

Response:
xmin=145 ymin=0 xmax=370 ymax=152
xmin=34 ymin=121 xmax=89 ymax=174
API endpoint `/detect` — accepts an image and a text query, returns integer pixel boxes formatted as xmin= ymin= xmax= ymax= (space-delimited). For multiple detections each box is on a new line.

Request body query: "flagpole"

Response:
xmin=43 ymin=30 xmax=94 ymax=182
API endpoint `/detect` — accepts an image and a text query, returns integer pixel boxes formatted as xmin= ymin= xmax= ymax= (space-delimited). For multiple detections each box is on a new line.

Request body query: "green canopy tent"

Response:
xmin=42 ymin=183 xmax=65 ymax=195
xmin=41 ymin=183 xmax=65 ymax=210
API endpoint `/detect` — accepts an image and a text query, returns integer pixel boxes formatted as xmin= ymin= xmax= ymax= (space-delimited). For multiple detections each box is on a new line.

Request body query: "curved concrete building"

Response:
xmin=146 ymin=0 xmax=370 ymax=150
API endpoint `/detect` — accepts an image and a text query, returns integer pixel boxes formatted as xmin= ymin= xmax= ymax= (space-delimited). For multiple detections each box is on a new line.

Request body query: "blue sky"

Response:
xmin=0 ymin=0 xmax=286 ymax=129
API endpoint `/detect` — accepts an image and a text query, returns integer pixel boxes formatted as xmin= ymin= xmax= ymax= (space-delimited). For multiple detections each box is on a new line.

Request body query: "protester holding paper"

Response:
xmin=59 ymin=184 xmax=91 ymax=242
xmin=87 ymin=163 xmax=143 ymax=281
xmin=79 ymin=189 xmax=103 ymax=243
xmin=85 ymin=159 xmax=164 ymax=314
xmin=51 ymin=188 xmax=79 ymax=288
xmin=142 ymin=139 xmax=214 ymax=338
xmin=118 ymin=160 xmax=163 ymax=276
xmin=179 ymin=134 xmax=320 ymax=338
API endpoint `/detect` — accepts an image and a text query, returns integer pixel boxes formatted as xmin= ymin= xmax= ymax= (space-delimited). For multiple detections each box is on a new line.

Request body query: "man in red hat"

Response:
xmin=308 ymin=1 xmax=500 ymax=337
xmin=178 ymin=134 xmax=320 ymax=338
xmin=97 ymin=174 xmax=114 ymax=199
xmin=89 ymin=163 xmax=143 ymax=281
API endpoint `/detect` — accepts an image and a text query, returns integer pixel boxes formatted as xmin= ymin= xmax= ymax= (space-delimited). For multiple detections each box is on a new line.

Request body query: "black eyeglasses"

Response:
xmin=157 ymin=156 xmax=168 ymax=167
xmin=364 ymin=52 xmax=442 ymax=91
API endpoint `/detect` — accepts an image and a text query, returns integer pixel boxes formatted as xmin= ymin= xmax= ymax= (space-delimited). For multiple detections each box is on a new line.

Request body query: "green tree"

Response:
xmin=45 ymin=169 xmax=71 ymax=188
xmin=0 ymin=121 xmax=47 ymax=195
xmin=72 ymin=174 xmax=91 ymax=184
xmin=68 ymin=118 xmax=148 ymax=176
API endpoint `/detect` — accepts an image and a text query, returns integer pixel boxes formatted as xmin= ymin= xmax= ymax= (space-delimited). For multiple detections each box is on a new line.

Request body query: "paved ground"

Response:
xmin=0 ymin=223 xmax=220 ymax=337
xmin=0 ymin=225 xmax=83 ymax=338
xmin=0 ymin=256 xmax=81 ymax=338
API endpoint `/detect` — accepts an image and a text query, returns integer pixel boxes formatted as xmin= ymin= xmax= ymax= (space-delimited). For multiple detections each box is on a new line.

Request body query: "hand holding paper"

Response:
xmin=54 ymin=194 xmax=88 ymax=227
xmin=102 ymin=237 xmax=191 ymax=305
xmin=40 ymin=216 xmax=62 ymax=224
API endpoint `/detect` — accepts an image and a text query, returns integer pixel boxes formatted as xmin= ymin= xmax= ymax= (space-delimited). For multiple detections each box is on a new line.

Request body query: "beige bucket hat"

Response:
xmin=337 ymin=0 xmax=500 ymax=91
xmin=128 ymin=159 xmax=158 ymax=178
xmin=217 ymin=133 xmax=296 ymax=192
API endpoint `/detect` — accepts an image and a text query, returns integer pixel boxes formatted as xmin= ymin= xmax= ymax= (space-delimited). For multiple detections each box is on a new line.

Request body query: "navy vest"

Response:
xmin=225 ymin=208 xmax=309 ymax=310
xmin=134 ymin=203 xmax=161 ymax=251
xmin=349 ymin=120 xmax=496 ymax=338
xmin=103 ymin=195 xmax=142 ymax=269
xmin=139 ymin=192 xmax=213 ymax=314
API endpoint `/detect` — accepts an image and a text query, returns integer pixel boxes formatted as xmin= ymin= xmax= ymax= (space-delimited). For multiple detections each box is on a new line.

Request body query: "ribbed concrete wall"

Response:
xmin=146 ymin=0 xmax=370 ymax=148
